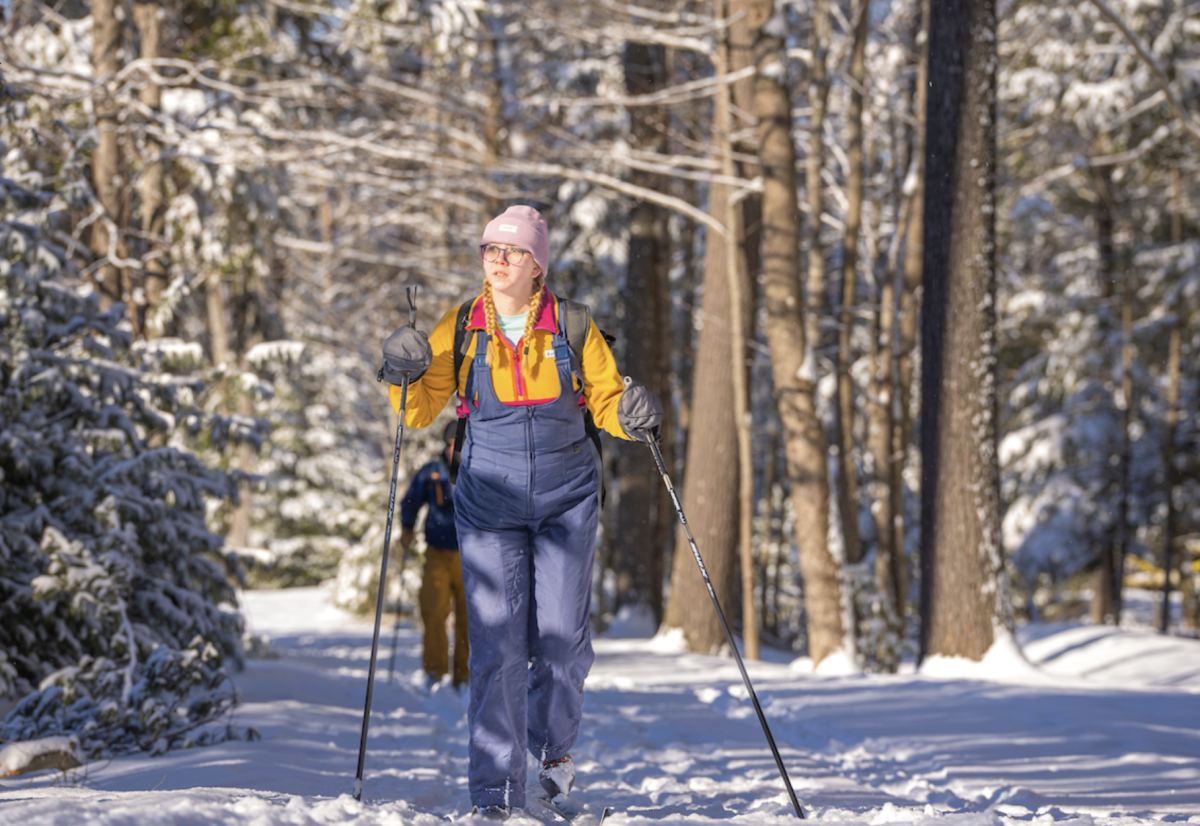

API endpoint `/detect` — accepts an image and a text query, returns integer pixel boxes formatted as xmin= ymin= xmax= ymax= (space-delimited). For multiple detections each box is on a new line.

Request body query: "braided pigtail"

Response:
xmin=521 ymin=275 xmax=546 ymax=360
xmin=481 ymin=280 xmax=499 ymax=368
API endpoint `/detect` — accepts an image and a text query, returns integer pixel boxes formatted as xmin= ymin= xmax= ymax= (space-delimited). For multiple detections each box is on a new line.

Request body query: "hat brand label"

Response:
xmin=499 ymin=224 xmax=518 ymax=232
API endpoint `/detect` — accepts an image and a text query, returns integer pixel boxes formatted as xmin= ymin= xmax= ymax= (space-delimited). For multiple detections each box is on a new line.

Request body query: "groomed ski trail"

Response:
xmin=0 ymin=585 xmax=1197 ymax=825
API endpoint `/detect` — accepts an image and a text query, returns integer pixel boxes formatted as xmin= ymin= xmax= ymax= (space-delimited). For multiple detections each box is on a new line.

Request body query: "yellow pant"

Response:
xmin=419 ymin=547 xmax=470 ymax=686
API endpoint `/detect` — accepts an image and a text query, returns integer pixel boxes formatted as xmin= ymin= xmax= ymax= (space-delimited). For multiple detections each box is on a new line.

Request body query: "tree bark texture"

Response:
xmin=1114 ymin=289 xmax=1134 ymax=624
xmin=892 ymin=0 xmax=931 ymax=617
xmin=748 ymin=0 xmax=844 ymax=665
xmin=90 ymin=0 xmax=124 ymax=310
xmin=919 ymin=0 xmax=1005 ymax=662
xmin=835 ymin=0 xmax=869 ymax=569
xmin=805 ymin=0 xmax=832 ymax=366
xmin=614 ymin=39 xmax=671 ymax=624
xmin=713 ymin=1 xmax=759 ymax=660
xmin=662 ymin=177 xmax=741 ymax=653
xmin=134 ymin=2 xmax=168 ymax=338
xmin=868 ymin=192 xmax=903 ymax=620
xmin=1090 ymin=154 xmax=1118 ymax=625
xmin=1160 ymin=326 xmax=1180 ymax=632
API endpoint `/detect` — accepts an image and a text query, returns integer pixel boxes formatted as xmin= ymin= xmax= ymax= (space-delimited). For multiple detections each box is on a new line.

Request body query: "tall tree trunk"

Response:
xmin=614 ymin=39 xmax=671 ymax=624
xmin=805 ymin=0 xmax=832 ymax=365
xmin=1161 ymin=325 xmax=1180 ymax=632
xmin=1090 ymin=152 xmax=1119 ymax=625
xmin=482 ymin=17 xmax=508 ymax=218
xmin=713 ymin=0 xmax=759 ymax=660
xmin=892 ymin=0 xmax=931 ymax=623
xmin=729 ymin=0 xmax=764 ymax=656
xmin=228 ymin=245 xmax=269 ymax=550
xmin=748 ymin=0 xmax=845 ymax=666
xmin=1166 ymin=160 xmax=1197 ymax=631
xmin=662 ymin=172 xmax=741 ymax=652
xmin=1114 ymin=279 xmax=1134 ymax=624
xmin=834 ymin=0 xmax=870 ymax=571
xmin=90 ymin=0 xmax=124 ymax=309
xmin=918 ymin=0 xmax=1007 ymax=662
xmin=134 ymin=3 xmax=168 ymax=338
xmin=869 ymin=193 xmax=904 ymax=623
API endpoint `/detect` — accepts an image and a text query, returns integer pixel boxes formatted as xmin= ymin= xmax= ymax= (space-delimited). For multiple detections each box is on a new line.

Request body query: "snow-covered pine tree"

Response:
xmin=996 ymin=0 xmax=1200 ymax=615
xmin=0 ymin=140 xmax=249 ymax=759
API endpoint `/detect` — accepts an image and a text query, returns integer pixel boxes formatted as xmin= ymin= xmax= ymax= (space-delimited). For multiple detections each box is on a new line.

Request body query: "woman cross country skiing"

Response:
xmin=380 ymin=205 xmax=663 ymax=820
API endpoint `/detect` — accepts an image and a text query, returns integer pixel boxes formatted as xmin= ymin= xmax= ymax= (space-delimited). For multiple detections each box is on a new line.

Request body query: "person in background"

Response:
xmin=400 ymin=420 xmax=469 ymax=692
xmin=380 ymin=205 xmax=663 ymax=820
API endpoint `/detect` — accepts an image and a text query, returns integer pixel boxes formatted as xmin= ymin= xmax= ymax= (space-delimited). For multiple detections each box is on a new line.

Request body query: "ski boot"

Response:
xmin=473 ymin=804 xmax=511 ymax=821
xmin=538 ymin=754 xmax=575 ymax=798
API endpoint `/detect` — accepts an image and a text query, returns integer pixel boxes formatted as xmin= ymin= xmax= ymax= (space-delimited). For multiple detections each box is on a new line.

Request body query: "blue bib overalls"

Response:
xmin=455 ymin=329 xmax=599 ymax=809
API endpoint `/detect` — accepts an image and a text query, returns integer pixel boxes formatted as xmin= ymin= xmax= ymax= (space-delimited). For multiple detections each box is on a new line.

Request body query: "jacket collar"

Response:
xmin=467 ymin=288 xmax=558 ymax=333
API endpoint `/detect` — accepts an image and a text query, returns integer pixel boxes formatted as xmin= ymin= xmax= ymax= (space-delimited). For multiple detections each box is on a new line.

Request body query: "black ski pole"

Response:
xmin=355 ymin=288 xmax=418 ymax=801
xmin=638 ymin=396 xmax=806 ymax=819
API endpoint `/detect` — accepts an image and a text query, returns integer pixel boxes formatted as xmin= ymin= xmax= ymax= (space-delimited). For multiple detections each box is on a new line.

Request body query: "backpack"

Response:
xmin=448 ymin=294 xmax=612 ymax=506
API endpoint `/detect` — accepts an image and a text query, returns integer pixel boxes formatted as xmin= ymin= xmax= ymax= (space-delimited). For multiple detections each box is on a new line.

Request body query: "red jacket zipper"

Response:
xmin=507 ymin=336 xmax=526 ymax=399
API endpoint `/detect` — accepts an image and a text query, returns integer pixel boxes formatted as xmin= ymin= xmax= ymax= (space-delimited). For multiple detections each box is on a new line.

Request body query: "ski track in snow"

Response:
xmin=2 ymin=585 xmax=1199 ymax=825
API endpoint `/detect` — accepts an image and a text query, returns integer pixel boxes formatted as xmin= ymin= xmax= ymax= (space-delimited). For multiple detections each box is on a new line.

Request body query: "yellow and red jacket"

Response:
xmin=389 ymin=291 xmax=632 ymax=441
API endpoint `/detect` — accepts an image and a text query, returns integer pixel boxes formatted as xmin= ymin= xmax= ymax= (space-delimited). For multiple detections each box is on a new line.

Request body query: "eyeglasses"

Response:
xmin=481 ymin=244 xmax=531 ymax=266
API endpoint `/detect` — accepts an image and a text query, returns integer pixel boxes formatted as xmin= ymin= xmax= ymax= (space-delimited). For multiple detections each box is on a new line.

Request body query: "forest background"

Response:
xmin=1 ymin=0 xmax=1198 ymax=760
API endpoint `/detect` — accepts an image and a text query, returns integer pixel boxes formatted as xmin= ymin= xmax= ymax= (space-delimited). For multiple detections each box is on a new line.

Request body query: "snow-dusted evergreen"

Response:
xmin=997 ymin=0 xmax=1200 ymax=604
xmin=0 ymin=134 xmax=246 ymax=758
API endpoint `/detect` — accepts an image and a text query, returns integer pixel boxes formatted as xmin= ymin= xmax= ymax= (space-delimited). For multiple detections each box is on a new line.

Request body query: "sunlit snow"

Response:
xmin=2 ymin=586 xmax=1196 ymax=825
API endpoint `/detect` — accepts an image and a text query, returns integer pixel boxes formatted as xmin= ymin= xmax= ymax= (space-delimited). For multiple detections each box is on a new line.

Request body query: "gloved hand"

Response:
xmin=618 ymin=378 xmax=663 ymax=443
xmin=380 ymin=325 xmax=432 ymax=384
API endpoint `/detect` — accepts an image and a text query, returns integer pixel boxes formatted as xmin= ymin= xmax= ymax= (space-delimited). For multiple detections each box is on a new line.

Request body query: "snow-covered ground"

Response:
xmin=2 ymin=584 xmax=1198 ymax=825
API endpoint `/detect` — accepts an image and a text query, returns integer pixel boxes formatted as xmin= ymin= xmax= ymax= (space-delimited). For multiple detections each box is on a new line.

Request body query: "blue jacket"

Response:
xmin=400 ymin=459 xmax=458 ymax=550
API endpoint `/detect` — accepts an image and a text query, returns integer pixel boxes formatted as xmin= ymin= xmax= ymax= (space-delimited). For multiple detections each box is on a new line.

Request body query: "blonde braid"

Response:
xmin=481 ymin=280 xmax=499 ymax=368
xmin=521 ymin=275 xmax=546 ymax=360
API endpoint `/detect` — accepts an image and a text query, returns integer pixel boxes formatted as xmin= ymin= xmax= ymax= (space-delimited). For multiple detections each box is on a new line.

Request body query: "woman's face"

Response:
xmin=482 ymin=244 xmax=540 ymax=301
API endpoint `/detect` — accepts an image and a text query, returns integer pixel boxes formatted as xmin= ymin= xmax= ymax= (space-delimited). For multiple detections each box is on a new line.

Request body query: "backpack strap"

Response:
xmin=449 ymin=294 xmax=611 ymax=508
xmin=556 ymin=294 xmax=610 ymax=509
xmin=449 ymin=299 xmax=473 ymax=483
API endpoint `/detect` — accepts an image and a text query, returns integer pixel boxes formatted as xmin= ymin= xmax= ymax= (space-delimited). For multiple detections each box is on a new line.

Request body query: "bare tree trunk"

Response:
xmin=134 ymin=3 xmax=168 ymax=338
xmin=869 ymin=193 xmax=903 ymax=620
xmin=482 ymin=18 xmax=508 ymax=218
xmin=207 ymin=275 xmax=232 ymax=368
xmin=834 ymin=0 xmax=870 ymax=570
xmin=805 ymin=0 xmax=832 ymax=368
xmin=90 ymin=0 xmax=124 ymax=309
xmin=662 ymin=172 xmax=741 ymax=652
xmin=1090 ymin=153 xmax=1119 ymax=625
xmin=1114 ymin=283 xmax=1134 ymax=624
xmin=710 ymin=0 xmax=759 ymax=661
xmin=1167 ymin=161 xmax=1198 ymax=631
xmin=918 ymin=0 xmax=1007 ymax=662
xmin=748 ymin=0 xmax=845 ymax=665
xmin=894 ymin=0 xmax=931 ymax=615
xmin=759 ymin=425 xmax=779 ymax=634
xmin=1161 ymin=325 xmax=1180 ymax=632
xmin=614 ymin=39 xmax=671 ymax=624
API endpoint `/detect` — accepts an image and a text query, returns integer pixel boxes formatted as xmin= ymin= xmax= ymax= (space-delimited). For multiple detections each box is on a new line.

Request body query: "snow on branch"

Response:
xmin=520 ymin=66 xmax=756 ymax=109
xmin=1085 ymin=0 xmax=1200 ymax=150
xmin=0 ymin=736 xmax=83 ymax=777
xmin=245 ymin=340 xmax=306 ymax=368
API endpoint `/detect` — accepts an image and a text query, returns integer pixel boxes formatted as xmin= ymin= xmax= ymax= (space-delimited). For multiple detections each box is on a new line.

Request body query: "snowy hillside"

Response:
xmin=1 ymin=585 xmax=1197 ymax=825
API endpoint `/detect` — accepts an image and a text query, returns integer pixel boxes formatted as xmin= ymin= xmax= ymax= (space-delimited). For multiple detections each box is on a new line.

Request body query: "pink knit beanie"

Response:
xmin=480 ymin=206 xmax=550 ymax=277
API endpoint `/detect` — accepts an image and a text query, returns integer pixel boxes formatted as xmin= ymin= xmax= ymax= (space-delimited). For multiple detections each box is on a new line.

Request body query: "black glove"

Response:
xmin=380 ymin=326 xmax=432 ymax=385
xmin=618 ymin=379 xmax=663 ymax=443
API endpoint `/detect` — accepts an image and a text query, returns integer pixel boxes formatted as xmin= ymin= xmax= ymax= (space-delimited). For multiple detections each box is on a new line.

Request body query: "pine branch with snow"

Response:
xmin=0 ymin=167 xmax=249 ymax=758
